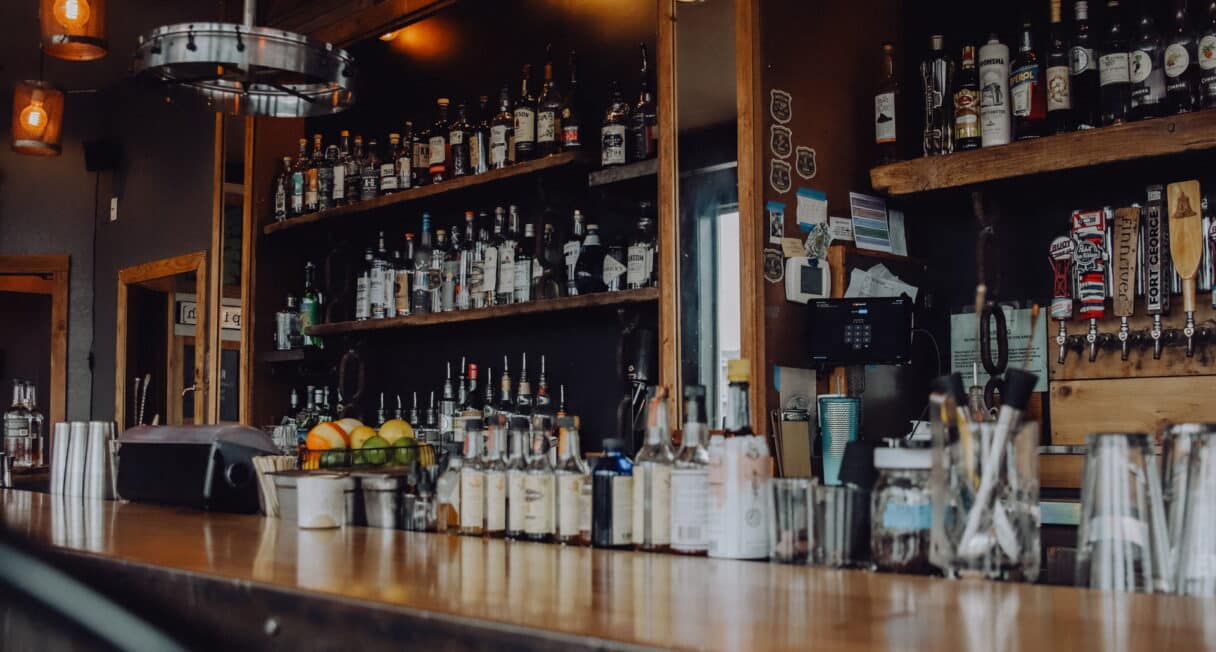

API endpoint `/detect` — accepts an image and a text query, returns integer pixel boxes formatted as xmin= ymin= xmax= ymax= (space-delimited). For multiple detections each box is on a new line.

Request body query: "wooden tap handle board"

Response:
xmin=1071 ymin=209 xmax=1107 ymax=320
xmin=1143 ymin=186 xmax=1171 ymax=317
xmin=1049 ymin=235 xmax=1074 ymax=321
xmin=1168 ymin=180 xmax=1203 ymax=314
xmin=1112 ymin=207 xmax=1141 ymax=318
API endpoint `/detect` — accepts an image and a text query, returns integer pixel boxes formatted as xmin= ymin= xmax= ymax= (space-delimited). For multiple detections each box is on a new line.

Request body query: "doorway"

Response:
xmin=0 ymin=255 xmax=69 ymax=431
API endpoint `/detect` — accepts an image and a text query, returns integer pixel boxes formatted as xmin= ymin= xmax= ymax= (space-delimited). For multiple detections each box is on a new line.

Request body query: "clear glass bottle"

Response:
xmin=564 ymin=210 xmax=585 ymax=296
xmin=305 ymin=134 xmax=322 ymax=213
xmin=354 ymin=248 xmax=373 ymax=322
xmin=439 ymin=360 xmax=457 ymax=451
xmin=515 ymin=353 xmax=534 ymax=418
xmin=3 ymin=380 xmax=31 ymax=467
xmin=449 ymin=102 xmax=471 ymax=178
xmin=360 ymin=136 xmax=381 ymax=201
xmin=505 ymin=415 xmax=530 ymax=539
xmin=626 ymin=207 xmax=657 ymax=289
xmin=496 ymin=206 xmax=517 ymax=306
xmin=320 ymin=138 xmax=338 ymax=210
xmin=633 ymin=386 xmax=675 ymax=551
xmin=435 ymin=432 xmax=464 ymax=533
xmin=522 ymin=423 xmax=555 ymax=542
xmin=273 ymin=155 xmax=291 ymax=221
xmin=574 ymin=224 xmax=607 ymax=295
xmin=490 ymin=85 xmax=513 ymax=169
xmin=457 ymin=211 xmax=476 ymax=310
xmin=514 ymin=223 xmax=535 ymax=304
xmin=396 ymin=124 xmax=413 ymax=190
xmin=600 ymin=81 xmax=630 ymax=167
xmin=412 ymin=214 xmax=434 ymax=315
xmin=458 ymin=424 xmax=485 ymax=536
xmin=871 ymin=446 xmax=934 ymax=575
xmin=289 ymin=137 xmax=307 ymax=216
xmin=592 ymin=438 xmax=634 ymax=548
xmin=470 ymin=96 xmax=490 ymax=175
xmin=370 ymin=232 xmax=390 ymax=319
xmin=275 ymin=293 xmax=301 ymax=351
xmin=555 ymin=416 xmax=590 ymax=545
xmin=435 ymin=229 xmax=453 ymax=313
xmin=380 ymin=133 xmax=401 ymax=194
xmin=395 ymin=239 xmax=412 ymax=317
xmin=483 ymin=420 xmax=508 ymax=538
xmin=671 ymin=385 xmax=711 ymax=555
xmin=337 ymin=130 xmax=356 ymax=204
xmin=921 ymin=34 xmax=954 ymax=155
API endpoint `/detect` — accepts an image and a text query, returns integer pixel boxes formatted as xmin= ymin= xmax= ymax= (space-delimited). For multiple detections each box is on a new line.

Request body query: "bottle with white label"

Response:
xmin=380 ymin=134 xmax=401 ymax=194
xmin=1201 ymin=1 xmax=1216 ymax=108
xmin=633 ymin=386 xmax=675 ymax=552
xmin=514 ymin=222 xmax=534 ymax=304
xmin=1071 ymin=1 xmax=1100 ymax=129
xmin=537 ymin=46 xmax=563 ymax=158
xmin=513 ymin=64 xmax=538 ymax=162
xmin=671 ymin=385 xmax=711 ymax=555
xmin=360 ymin=137 xmax=380 ymax=202
xmin=490 ymin=86 xmax=513 ymax=170
xmin=555 ymin=416 xmax=590 ymax=545
xmin=505 ymin=416 xmax=529 ymax=539
xmin=496 ymin=206 xmax=517 ymax=305
xmin=564 ymin=210 xmax=585 ymax=296
xmin=1099 ymin=0 xmax=1131 ymax=125
xmin=429 ymin=98 xmax=451 ymax=183
xmin=1165 ymin=0 xmax=1199 ymax=114
xmin=979 ymin=34 xmax=1011 ymax=147
xmin=483 ymin=418 xmax=508 ymax=538
xmin=395 ymin=237 xmax=413 ymax=317
xmin=1047 ymin=0 xmax=1074 ymax=134
xmin=707 ymin=359 xmax=773 ymax=560
xmin=458 ymin=425 xmax=485 ymax=537
xmin=1129 ymin=7 xmax=1167 ymax=121
xmin=355 ymin=248 xmax=373 ymax=321
xmin=592 ymin=438 xmax=634 ymax=549
xmin=626 ymin=209 xmax=656 ymax=290
xmin=522 ymin=423 xmax=554 ymax=542
xmin=600 ymin=81 xmax=629 ymax=167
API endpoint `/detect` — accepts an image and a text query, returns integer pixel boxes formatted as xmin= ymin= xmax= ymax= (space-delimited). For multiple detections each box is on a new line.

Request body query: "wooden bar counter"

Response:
xmin=0 ymin=489 xmax=1208 ymax=651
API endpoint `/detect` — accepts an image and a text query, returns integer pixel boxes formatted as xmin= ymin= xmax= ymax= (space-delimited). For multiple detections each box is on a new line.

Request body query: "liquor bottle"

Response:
xmin=534 ymin=354 xmax=553 ymax=417
xmin=707 ymin=359 xmax=772 ymax=560
xmin=290 ymin=138 xmax=307 ymax=216
xmin=411 ymin=122 xmax=430 ymax=187
xmin=273 ymin=156 xmax=291 ymax=221
xmin=1129 ymin=7 xmax=1167 ymax=120
xmin=412 ymin=214 xmax=434 ymax=315
xmin=295 ymin=385 xmax=316 ymax=449
xmin=360 ymin=136 xmax=382 ymax=201
xmin=497 ymin=207 xmax=519 ymax=305
xmin=564 ymin=210 xmax=586 ymax=296
xmin=626 ymin=208 xmax=657 ymax=289
xmin=1099 ymin=0 xmax=1132 ymax=125
xmin=324 ymin=139 xmax=341 ymax=210
xmin=979 ymin=34 xmax=1012 ymax=146
xmin=355 ymin=248 xmax=373 ymax=321
xmin=380 ymin=133 xmax=401 ymax=194
xmin=515 ymin=352 xmax=534 ymax=417
xmin=483 ymin=419 xmax=508 ymax=538
xmin=555 ymin=416 xmax=591 ymax=546
xmin=397 ymin=124 xmax=414 ymax=190
xmin=439 ymin=360 xmax=457 ymax=448
xmin=1202 ymin=1 xmax=1216 ymax=107
xmin=875 ymin=42 xmax=900 ymax=164
xmin=3 ymin=380 xmax=31 ymax=467
xmin=458 ymin=423 xmax=485 ymax=536
xmin=457 ymin=211 xmax=476 ymax=310
xmin=633 ymin=386 xmax=674 ymax=552
xmin=574 ymin=223 xmax=608 ymax=294
xmin=1071 ymin=1 xmax=1101 ymax=128
xmin=317 ymin=134 xmax=334 ymax=211
xmin=482 ymin=366 xmax=498 ymax=427
xmin=408 ymin=391 xmax=421 ymax=427
xmin=514 ymin=223 xmax=534 ymax=304
xmin=537 ymin=45 xmax=563 ymax=157
xmin=305 ymin=134 xmax=322 ymax=213
xmin=469 ymin=96 xmax=490 ymax=175
xmin=1048 ymin=0 xmax=1075 ymax=133
xmin=630 ymin=42 xmax=658 ymax=162
xmin=920 ymin=34 xmax=954 ymax=155
xmin=557 ymin=384 xmax=569 ymax=418
xmin=604 ymin=237 xmax=628 ymax=292
xmin=561 ymin=51 xmax=583 ymax=150
xmin=513 ymin=65 xmax=538 ymax=162
xmin=953 ymin=46 xmax=982 ymax=150
xmin=370 ymin=232 xmax=390 ymax=319
xmin=339 ymin=130 xmax=358 ymax=203
xmin=430 ymin=98 xmax=451 ymax=183
xmin=592 ymin=438 xmax=634 ymax=549
xmin=423 ymin=391 xmax=440 ymax=447
xmin=522 ymin=422 xmax=555 ymax=543
xmin=670 ymin=385 xmax=711 ymax=555
xmin=490 ymin=86 xmax=513 ymax=170
xmin=275 ymin=293 xmax=301 ymax=350
xmin=300 ymin=261 xmax=321 ymax=348
xmin=1166 ymin=0 xmax=1200 ymax=114
xmin=498 ymin=414 xmax=527 ymax=539
xmin=498 ymin=357 xmax=515 ymax=423
xmin=449 ymin=101 xmax=471 ymax=178
xmin=435 ymin=425 xmax=464 ymax=532
xmin=394 ymin=246 xmax=411 ymax=317
xmin=472 ymin=219 xmax=491 ymax=309
xmin=435 ymin=229 xmax=454 ymax=312
xmin=465 ymin=363 xmax=484 ymax=420
xmin=484 ymin=211 xmax=503 ymax=307
xmin=537 ymin=223 xmax=564 ymax=299
xmin=1011 ymin=21 xmax=1048 ymax=140
xmin=601 ymin=81 xmax=630 ymax=167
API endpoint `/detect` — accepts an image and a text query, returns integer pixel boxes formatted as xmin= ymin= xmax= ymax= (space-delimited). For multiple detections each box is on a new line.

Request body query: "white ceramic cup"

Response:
xmin=296 ymin=474 xmax=347 ymax=529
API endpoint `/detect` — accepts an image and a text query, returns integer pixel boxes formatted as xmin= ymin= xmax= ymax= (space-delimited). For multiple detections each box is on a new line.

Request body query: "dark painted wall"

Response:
xmin=0 ymin=291 xmax=52 ymax=413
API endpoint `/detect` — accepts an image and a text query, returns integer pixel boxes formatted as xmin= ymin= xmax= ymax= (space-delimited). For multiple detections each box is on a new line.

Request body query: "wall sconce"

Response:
xmin=11 ymin=81 xmax=66 ymax=156
xmin=40 ymin=0 xmax=108 ymax=61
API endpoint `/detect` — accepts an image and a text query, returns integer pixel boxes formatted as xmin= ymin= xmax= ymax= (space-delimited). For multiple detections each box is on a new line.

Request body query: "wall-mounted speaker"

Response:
xmin=83 ymin=140 xmax=121 ymax=172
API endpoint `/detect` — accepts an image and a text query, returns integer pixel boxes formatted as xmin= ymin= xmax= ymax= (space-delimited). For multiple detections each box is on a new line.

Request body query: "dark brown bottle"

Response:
xmin=1070 ymin=1 xmax=1100 ymax=129
xmin=875 ymin=42 xmax=899 ymax=165
xmin=1047 ymin=0 xmax=1075 ymax=133
xmin=490 ymin=85 xmax=513 ymax=169
xmin=429 ymin=98 xmax=450 ymax=183
xmin=1165 ymin=0 xmax=1200 ymax=113
xmin=1098 ymin=0 xmax=1131 ymax=126
xmin=561 ymin=51 xmax=583 ymax=150
xmin=536 ymin=45 xmax=563 ymax=157
xmin=1011 ymin=20 xmax=1049 ymax=139
xmin=954 ymin=45 xmax=982 ymax=150
xmin=1128 ymin=7 xmax=1167 ymax=120
xmin=629 ymin=43 xmax=657 ymax=162
xmin=1199 ymin=1 xmax=1216 ymax=107
xmin=448 ymin=101 xmax=471 ymax=178
xmin=512 ymin=65 xmax=537 ymax=162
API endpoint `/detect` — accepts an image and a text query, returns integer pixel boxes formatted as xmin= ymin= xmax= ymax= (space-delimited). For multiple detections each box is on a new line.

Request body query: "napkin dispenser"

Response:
xmin=116 ymin=425 xmax=279 ymax=514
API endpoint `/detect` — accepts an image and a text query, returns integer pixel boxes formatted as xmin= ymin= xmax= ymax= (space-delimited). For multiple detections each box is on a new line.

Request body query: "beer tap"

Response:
xmin=1169 ymin=181 xmax=1204 ymax=358
xmin=1144 ymin=185 xmax=1170 ymax=360
xmin=1071 ymin=209 xmax=1108 ymax=363
xmin=1049 ymin=235 xmax=1074 ymax=364
xmin=1112 ymin=207 xmax=1141 ymax=361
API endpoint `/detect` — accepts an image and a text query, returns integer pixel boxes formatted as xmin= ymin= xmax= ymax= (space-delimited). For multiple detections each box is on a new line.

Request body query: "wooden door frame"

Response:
xmin=736 ymin=0 xmax=765 ymax=432
xmin=657 ymin=0 xmax=680 ymax=423
xmin=0 ymin=255 xmax=69 ymax=426
xmin=116 ymin=251 xmax=208 ymax=430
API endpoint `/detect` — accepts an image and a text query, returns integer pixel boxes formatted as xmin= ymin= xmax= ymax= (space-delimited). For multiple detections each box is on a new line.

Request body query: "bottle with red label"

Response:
xmin=1010 ymin=20 xmax=1047 ymax=140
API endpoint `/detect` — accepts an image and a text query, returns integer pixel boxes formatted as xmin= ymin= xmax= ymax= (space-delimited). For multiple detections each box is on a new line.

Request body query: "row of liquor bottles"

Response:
xmin=878 ymin=0 xmax=1216 ymax=160
xmin=272 ymin=45 xmax=658 ymax=221
xmin=273 ymin=205 xmax=656 ymax=346
xmin=2 ymin=380 xmax=46 ymax=469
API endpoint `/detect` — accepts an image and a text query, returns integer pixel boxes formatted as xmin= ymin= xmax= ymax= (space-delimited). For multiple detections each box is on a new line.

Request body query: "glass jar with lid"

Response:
xmin=871 ymin=445 xmax=934 ymax=574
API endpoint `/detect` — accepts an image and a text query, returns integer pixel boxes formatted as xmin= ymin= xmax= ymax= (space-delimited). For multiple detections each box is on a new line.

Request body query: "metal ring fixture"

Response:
xmin=132 ymin=19 xmax=356 ymax=118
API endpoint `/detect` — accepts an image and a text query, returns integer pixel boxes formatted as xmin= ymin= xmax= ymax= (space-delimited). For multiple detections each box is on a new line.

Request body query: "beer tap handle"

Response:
xmin=1112 ymin=208 xmax=1141 ymax=363
xmin=1168 ymin=181 xmax=1203 ymax=359
xmin=1049 ymin=236 xmax=1075 ymax=365
xmin=1072 ymin=210 xmax=1108 ymax=365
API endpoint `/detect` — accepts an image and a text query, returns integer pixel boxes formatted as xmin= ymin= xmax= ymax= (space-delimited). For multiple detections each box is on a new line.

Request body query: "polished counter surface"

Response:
xmin=0 ymin=489 xmax=1209 ymax=651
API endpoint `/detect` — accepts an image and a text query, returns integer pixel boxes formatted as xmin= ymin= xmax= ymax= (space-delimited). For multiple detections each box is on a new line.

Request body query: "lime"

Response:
xmin=392 ymin=438 xmax=417 ymax=466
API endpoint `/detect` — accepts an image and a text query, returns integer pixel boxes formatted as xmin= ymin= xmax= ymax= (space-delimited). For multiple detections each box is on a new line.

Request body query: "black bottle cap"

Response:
xmin=1003 ymin=368 xmax=1038 ymax=412
xmin=837 ymin=440 xmax=877 ymax=491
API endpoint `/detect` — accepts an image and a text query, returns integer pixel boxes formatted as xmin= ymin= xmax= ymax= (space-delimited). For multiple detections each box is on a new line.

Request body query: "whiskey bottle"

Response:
xmin=300 ymin=261 xmax=321 ymax=348
xmin=1071 ymin=1 xmax=1101 ymax=128
xmin=317 ymin=135 xmax=334 ymax=210
xmin=370 ymin=232 xmax=390 ymax=319
xmin=1011 ymin=21 xmax=1048 ymax=140
xmin=1202 ymin=1 xmax=1216 ymax=107
xmin=1166 ymin=0 xmax=1200 ymax=113
xmin=290 ymin=138 xmax=307 ymax=216
xmin=449 ymin=101 xmax=471 ymax=178
xmin=458 ymin=422 xmax=485 ymax=536
xmin=324 ymin=139 xmax=340 ymax=209
xmin=555 ymin=416 xmax=590 ymax=545
xmin=574 ymin=223 xmax=607 ymax=294
xmin=505 ymin=415 xmax=529 ymax=539
xmin=626 ymin=209 xmax=657 ymax=289
xmin=394 ymin=239 xmax=412 ymax=317
xmin=490 ymin=85 xmax=513 ymax=170
xmin=670 ymin=385 xmax=711 ymax=555
xmin=592 ymin=438 xmax=634 ymax=549
xmin=513 ymin=64 xmax=538 ymax=162
xmin=561 ymin=51 xmax=583 ymax=150
xmin=3 ymin=381 xmax=31 ymax=467
xmin=436 ymin=229 xmax=455 ymax=312
xmin=538 ymin=223 xmax=564 ymax=299
xmin=1099 ymin=0 xmax=1131 ymax=125
xmin=305 ymin=134 xmax=322 ymax=212
xmin=410 ymin=122 xmax=430 ymax=187
xmin=1129 ymin=7 xmax=1167 ymax=120
xmin=379 ymin=133 xmax=400 ymax=194
xmin=456 ymin=211 xmax=476 ymax=310
xmin=483 ymin=419 xmax=508 ymax=538
xmin=1048 ymin=0 xmax=1075 ymax=134
xmin=514 ymin=223 xmax=535 ymax=304
xmin=633 ymin=386 xmax=674 ymax=552
xmin=360 ymin=136 xmax=381 ymax=201
xmin=355 ymin=248 xmax=373 ymax=321
xmin=600 ymin=81 xmax=629 ymax=167
xmin=537 ymin=45 xmax=563 ymax=157
xmin=397 ymin=124 xmax=414 ymax=190
xmin=273 ymin=156 xmax=291 ymax=221
xmin=470 ymin=96 xmax=490 ymax=175
xmin=522 ymin=423 xmax=555 ymax=543
xmin=483 ymin=211 xmax=502 ymax=307
xmin=496 ymin=206 xmax=516 ymax=305
xmin=629 ymin=42 xmax=658 ymax=162
xmin=920 ymin=34 xmax=954 ymax=155
xmin=979 ymin=34 xmax=1012 ymax=146
xmin=564 ymin=210 xmax=586 ymax=296
xmin=440 ymin=360 xmax=457 ymax=449
xmin=412 ymin=214 xmax=434 ymax=315
xmin=953 ymin=46 xmax=982 ymax=150
xmin=430 ymin=98 xmax=451 ymax=183
xmin=340 ymin=130 xmax=359 ymax=202
xmin=875 ymin=43 xmax=900 ymax=163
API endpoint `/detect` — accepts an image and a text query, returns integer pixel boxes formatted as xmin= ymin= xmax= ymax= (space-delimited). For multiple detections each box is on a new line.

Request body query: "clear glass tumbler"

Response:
xmin=1174 ymin=427 xmax=1216 ymax=596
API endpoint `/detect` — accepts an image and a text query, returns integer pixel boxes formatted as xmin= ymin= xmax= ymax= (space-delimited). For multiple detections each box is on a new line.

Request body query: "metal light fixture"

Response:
xmin=40 ymin=0 xmax=108 ymax=61
xmin=11 ymin=80 xmax=65 ymax=156
xmin=132 ymin=0 xmax=356 ymax=118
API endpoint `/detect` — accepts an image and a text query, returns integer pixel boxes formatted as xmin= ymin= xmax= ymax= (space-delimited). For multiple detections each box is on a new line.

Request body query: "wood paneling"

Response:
xmin=736 ymin=0 xmax=765 ymax=431
xmin=870 ymin=110 xmax=1216 ymax=196
xmin=657 ymin=0 xmax=679 ymax=421
xmin=1049 ymin=302 xmax=1216 ymax=381
xmin=1040 ymin=453 xmax=1084 ymax=490
xmin=1049 ymin=376 xmax=1216 ymax=446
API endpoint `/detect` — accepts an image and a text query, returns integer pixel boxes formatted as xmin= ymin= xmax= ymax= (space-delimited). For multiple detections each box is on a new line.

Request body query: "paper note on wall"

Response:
xmin=950 ymin=306 xmax=1048 ymax=393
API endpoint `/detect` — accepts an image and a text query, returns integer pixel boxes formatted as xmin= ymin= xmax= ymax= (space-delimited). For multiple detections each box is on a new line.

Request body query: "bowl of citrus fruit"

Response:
xmin=303 ymin=418 xmax=435 ymax=470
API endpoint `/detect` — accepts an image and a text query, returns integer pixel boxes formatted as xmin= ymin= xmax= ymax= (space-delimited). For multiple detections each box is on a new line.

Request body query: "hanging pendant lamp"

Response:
xmin=40 ymin=0 xmax=108 ymax=61
xmin=11 ymin=80 xmax=65 ymax=156
xmin=132 ymin=0 xmax=356 ymax=118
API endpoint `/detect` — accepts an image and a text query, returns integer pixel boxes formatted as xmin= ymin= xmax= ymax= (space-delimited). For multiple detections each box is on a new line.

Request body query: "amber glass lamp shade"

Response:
xmin=40 ymin=0 xmax=108 ymax=61
xmin=11 ymin=81 xmax=65 ymax=156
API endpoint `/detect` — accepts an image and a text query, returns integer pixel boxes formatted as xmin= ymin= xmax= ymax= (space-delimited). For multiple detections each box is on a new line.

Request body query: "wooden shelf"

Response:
xmin=588 ymin=158 xmax=658 ymax=187
xmin=305 ymin=286 xmax=659 ymax=336
xmin=263 ymin=151 xmax=589 ymax=236
xmin=870 ymin=110 xmax=1216 ymax=196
